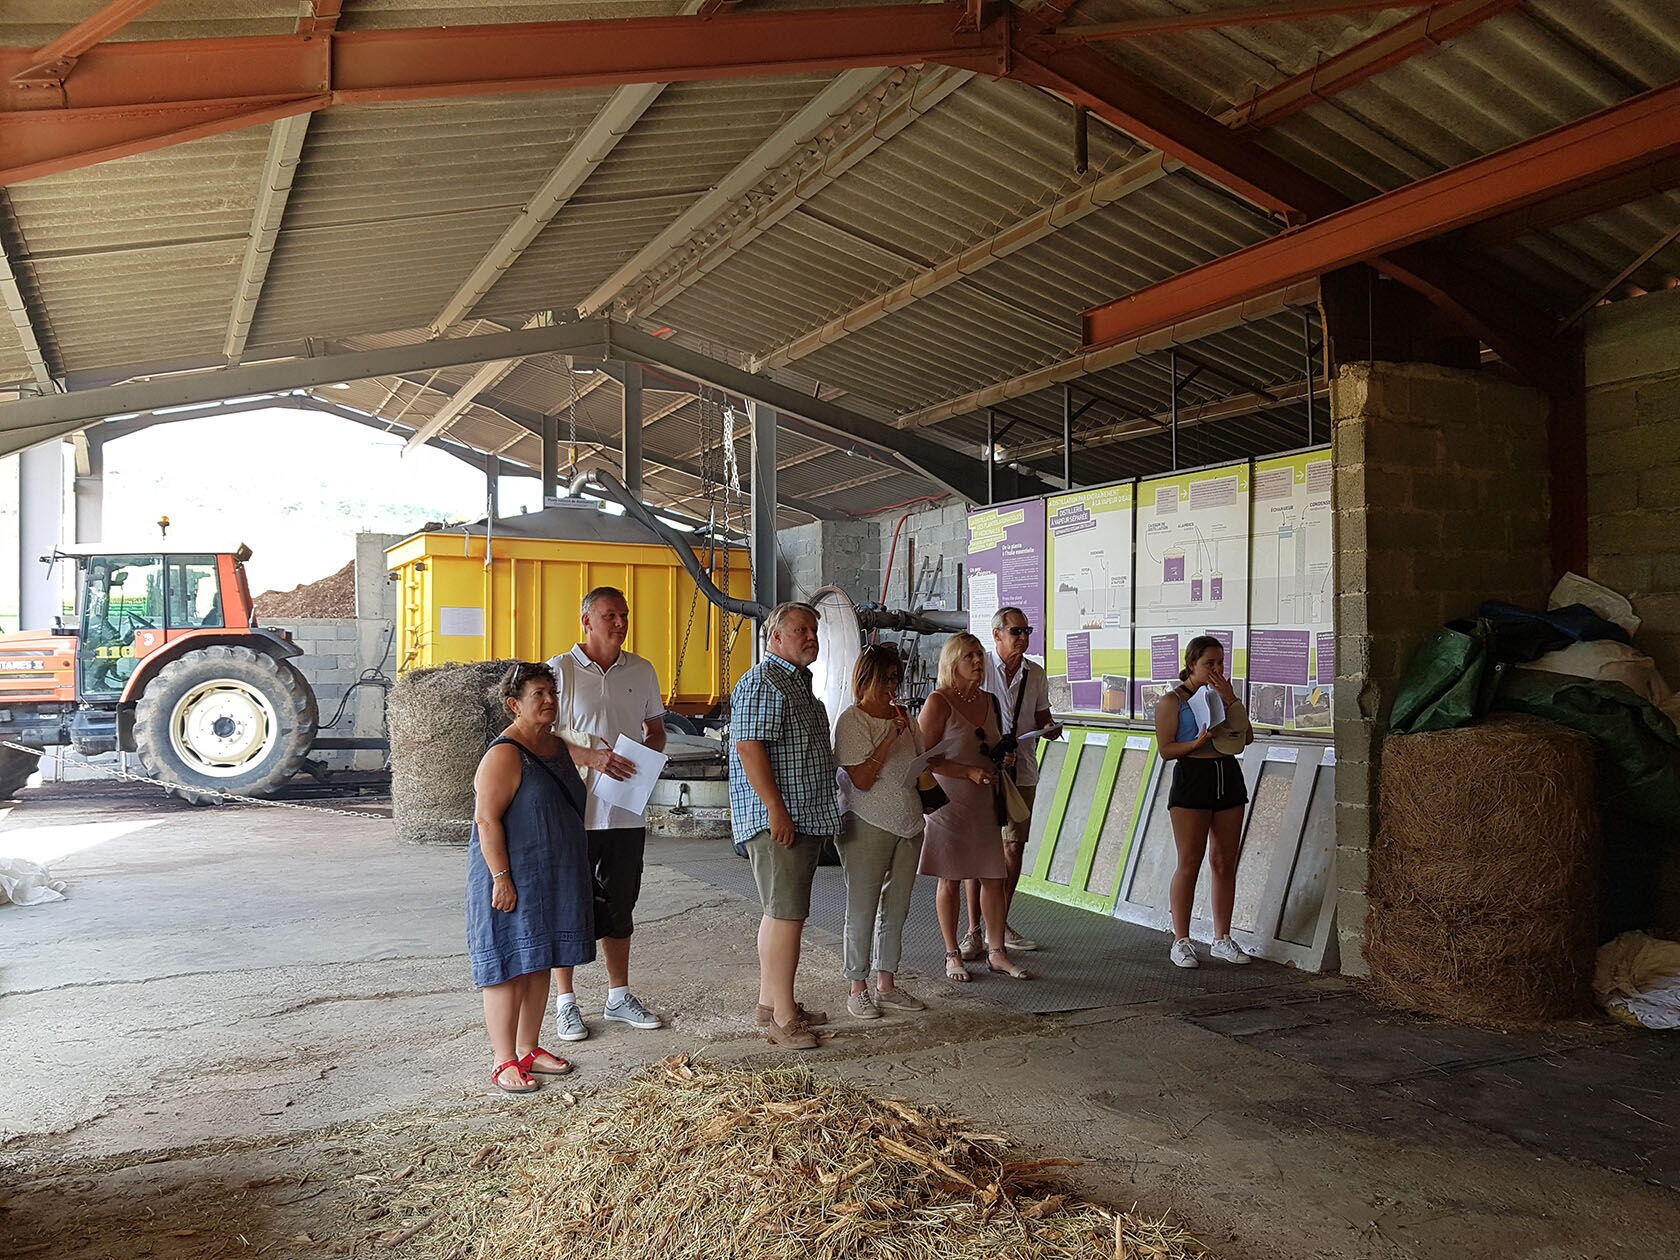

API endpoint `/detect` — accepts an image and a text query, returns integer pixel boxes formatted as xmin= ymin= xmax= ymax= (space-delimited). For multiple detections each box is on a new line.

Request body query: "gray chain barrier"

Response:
xmin=1 ymin=738 xmax=407 ymax=822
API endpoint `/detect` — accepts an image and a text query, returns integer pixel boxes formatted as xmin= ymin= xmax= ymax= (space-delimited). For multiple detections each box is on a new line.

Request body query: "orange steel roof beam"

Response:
xmin=1055 ymin=0 xmax=1442 ymax=42
xmin=0 ymin=3 xmax=1006 ymax=184
xmin=1079 ymin=80 xmax=1680 ymax=361
xmin=1224 ymin=0 xmax=1524 ymax=131
xmin=9 ymin=0 xmax=169 ymax=88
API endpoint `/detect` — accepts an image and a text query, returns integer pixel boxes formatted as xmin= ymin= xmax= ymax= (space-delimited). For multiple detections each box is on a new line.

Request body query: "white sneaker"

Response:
xmin=554 ymin=1001 xmax=588 ymax=1041
xmin=1210 ymin=936 xmax=1252 ymax=965
xmin=847 ymin=990 xmax=882 ymax=1020
xmin=1169 ymin=938 xmax=1199 ymax=969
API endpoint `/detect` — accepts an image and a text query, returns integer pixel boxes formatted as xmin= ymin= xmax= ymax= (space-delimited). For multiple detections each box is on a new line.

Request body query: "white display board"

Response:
xmin=1134 ymin=463 xmax=1251 ymax=716
xmin=1045 ymin=484 xmax=1135 ymax=718
xmin=1248 ymin=451 xmax=1334 ymax=729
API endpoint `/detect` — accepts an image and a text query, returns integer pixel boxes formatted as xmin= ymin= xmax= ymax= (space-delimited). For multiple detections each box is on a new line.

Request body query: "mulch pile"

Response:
xmin=253 ymin=561 xmax=356 ymax=619
xmin=365 ymin=1056 xmax=1206 ymax=1260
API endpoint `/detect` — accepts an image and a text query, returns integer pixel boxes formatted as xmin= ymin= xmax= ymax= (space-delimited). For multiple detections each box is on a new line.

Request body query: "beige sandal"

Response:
xmin=945 ymin=949 xmax=970 ymax=982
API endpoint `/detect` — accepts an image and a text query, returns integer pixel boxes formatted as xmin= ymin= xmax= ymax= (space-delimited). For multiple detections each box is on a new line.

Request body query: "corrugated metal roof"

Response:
xmin=7 ymin=127 xmax=270 ymax=370
xmin=475 ymin=74 xmax=841 ymax=317
xmin=3 ymin=0 xmax=1677 ymax=513
xmin=0 ymin=2 xmax=298 ymax=44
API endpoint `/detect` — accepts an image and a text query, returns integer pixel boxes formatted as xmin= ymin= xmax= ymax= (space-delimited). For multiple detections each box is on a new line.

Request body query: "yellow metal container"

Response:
xmin=386 ymin=529 xmax=753 ymax=712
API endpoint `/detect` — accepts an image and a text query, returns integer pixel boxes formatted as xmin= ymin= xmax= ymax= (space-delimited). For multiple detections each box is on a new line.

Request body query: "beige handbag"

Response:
xmin=998 ymin=772 xmax=1032 ymax=825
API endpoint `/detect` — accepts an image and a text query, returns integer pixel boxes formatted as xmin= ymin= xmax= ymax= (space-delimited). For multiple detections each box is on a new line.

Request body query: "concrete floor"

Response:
xmin=2 ymin=783 xmax=1677 ymax=1259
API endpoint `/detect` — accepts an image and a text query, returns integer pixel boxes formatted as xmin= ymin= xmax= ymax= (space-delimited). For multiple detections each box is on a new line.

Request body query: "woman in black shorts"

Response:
xmin=1153 ymin=636 xmax=1254 ymax=969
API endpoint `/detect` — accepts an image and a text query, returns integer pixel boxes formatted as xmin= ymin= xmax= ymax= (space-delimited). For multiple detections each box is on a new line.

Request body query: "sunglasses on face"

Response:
xmin=1005 ymin=626 xmax=1033 ymax=638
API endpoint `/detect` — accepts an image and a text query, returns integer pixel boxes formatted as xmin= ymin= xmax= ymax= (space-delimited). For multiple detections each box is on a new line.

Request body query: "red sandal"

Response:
xmin=518 ymin=1046 xmax=574 ymax=1076
xmin=491 ymin=1059 xmax=539 ymax=1094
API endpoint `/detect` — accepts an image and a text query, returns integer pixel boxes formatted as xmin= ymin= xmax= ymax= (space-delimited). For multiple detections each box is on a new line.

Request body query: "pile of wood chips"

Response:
xmin=387 ymin=1056 xmax=1203 ymax=1260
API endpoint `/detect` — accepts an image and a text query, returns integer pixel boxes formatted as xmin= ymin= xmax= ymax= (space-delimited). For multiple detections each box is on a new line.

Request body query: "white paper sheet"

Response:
xmin=1187 ymin=687 xmax=1215 ymax=736
xmin=590 ymin=734 xmax=669 ymax=817
xmin=901 ymin=738 xmax=958 ymax=787
xmin=1014 ymin=725 xmax=1059 ymax=746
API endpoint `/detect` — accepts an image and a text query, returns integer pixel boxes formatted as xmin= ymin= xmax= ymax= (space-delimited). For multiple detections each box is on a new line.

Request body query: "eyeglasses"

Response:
xmin=1005 ymin=626 xmax=1033 ymax=638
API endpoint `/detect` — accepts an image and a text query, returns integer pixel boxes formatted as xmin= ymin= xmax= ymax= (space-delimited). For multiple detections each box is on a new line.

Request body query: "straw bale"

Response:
xmin=388 ymin=660 xmax=518 ymax=846
xmin=1369 ymin=716 xmax=1599 ymax=1025
xmin=386 ymin=1058 xmax=1205 ymax=1260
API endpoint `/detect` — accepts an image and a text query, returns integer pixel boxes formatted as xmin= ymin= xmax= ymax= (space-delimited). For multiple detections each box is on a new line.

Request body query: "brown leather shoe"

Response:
xmin=765 ymin=1017 xmax=819 ymax=1050
xmin=756 ymin=1002 xmax=829 ymax=1028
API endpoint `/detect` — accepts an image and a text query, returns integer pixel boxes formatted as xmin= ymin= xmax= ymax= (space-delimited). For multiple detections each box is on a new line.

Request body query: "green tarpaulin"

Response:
xmin=1390 ymin=621 xmax=1680 ymax=830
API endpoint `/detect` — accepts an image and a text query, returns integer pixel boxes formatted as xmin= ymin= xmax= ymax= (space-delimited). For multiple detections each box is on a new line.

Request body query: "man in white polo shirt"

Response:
xmin=962 ymin=605 xmax=1059 ymax=959
xmin=545 ymin=585 xmax=668 ymax=1040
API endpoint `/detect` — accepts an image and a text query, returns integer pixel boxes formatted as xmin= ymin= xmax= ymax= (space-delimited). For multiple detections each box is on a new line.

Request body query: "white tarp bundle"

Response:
xmin=1595 ymin=931 xmax=1680 ymax=1029
xmin=0 ymin=857 xmax=67 ymax=907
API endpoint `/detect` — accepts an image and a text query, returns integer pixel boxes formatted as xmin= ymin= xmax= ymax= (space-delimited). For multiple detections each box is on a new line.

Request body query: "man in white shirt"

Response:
xmin=963 ymin=605 xmax=1059 ymax=957
xmin=545 ymin=586 xmax=668 ymax=1040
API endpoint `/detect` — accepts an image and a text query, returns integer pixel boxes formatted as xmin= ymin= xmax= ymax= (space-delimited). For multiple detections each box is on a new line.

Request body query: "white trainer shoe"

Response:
xmin=1210 ymin=936 xmax=1252 ymax=965
xmin=1169 ymin=938 xmax=1199 ymax=969
xmin=554 ymin=1001 xmax=588 ymax=1041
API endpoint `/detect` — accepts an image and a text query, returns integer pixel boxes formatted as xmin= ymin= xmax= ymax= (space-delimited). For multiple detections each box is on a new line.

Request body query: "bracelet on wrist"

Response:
xmin=492 ymin=869 xmax=510 ymax=879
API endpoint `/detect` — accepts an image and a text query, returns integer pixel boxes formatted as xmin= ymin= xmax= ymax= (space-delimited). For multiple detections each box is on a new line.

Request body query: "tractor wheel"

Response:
xmin=133 ymin=647 xmax=317 ymax=806
xmin=0 ymin=745 xmax=41 ymax=799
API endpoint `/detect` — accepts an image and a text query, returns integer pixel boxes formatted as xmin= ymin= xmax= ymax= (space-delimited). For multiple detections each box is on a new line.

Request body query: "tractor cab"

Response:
xmin=72 ymin=547 xmax=250 ymax=698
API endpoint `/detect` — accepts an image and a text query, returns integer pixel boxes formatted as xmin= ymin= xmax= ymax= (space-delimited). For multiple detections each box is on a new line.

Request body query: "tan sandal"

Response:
xmin=986 ymin=948 xmax=1031 ymax=980
xmin=945 ymin=949 xmax=970 ymax=982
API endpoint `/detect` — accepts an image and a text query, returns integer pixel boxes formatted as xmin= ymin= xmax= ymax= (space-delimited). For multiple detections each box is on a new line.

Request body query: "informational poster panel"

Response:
xmin=1249 ymin=451 xmax=1334 ymax=729
xmin=966 ymin=500 xmax=1046 ymax=663
xmin=1133 ymin=463 xmax=1251 ymax=717
xmin=1045 ymin=484 xmax=1134 ymax=718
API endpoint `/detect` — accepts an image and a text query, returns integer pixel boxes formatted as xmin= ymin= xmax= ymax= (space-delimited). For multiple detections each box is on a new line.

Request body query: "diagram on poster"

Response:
xmin=1045 ymin=484 xmax=1133 ymax=718
xmin=966 ymin=501 xmax=1046 ymax=663
xmin=1134 ymin=465 xmax=1250 ymax=711
xmin=1249 ymin=452 xmax=1334 ymax=730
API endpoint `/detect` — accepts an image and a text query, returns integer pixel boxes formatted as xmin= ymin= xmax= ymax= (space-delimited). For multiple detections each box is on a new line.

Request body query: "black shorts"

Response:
xmin=588 ymin=827 xmax=646 ymax=939
xmin=1168 ymin=756 xmax=1248 ymax=812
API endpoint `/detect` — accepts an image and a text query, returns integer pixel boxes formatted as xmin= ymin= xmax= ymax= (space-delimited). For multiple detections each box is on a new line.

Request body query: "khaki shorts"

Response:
xmin=745 ymin=830 xmax=826 ymax=920
xmin=1002 ymin=783 xmax=1037 ymax=846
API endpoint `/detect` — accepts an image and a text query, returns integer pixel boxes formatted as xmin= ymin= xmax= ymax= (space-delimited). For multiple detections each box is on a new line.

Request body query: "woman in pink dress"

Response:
xmin=918 ymin=633 xmax=1030 ymax=982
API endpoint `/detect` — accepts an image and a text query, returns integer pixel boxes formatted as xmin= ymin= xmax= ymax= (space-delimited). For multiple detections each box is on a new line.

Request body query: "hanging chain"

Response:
xmin=565 ymin=356 xmax=581 ymax=477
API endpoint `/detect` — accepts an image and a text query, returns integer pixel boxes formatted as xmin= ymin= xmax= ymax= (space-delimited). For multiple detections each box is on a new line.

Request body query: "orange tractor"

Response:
xmin=0 ymin=546 xmax=318 ymax=803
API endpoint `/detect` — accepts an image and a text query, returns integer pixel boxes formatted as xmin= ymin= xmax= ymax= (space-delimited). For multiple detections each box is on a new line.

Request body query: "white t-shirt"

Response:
xmin=546 ymin=644 xmax=664 ymax=830
xmin=983 ymin=648 xmax=1050 ymax=788
xmin=832 ymin=704 xmax=924 ymax=840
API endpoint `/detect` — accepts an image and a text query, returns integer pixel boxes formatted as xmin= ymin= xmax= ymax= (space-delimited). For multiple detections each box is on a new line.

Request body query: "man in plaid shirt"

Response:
xmin=728 ymin=601 xmax=839 ymax=1050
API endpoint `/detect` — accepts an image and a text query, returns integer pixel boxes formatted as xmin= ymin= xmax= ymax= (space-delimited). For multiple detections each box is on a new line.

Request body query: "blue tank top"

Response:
xmin=1173 ymin=685 xmax=1224 ymax=742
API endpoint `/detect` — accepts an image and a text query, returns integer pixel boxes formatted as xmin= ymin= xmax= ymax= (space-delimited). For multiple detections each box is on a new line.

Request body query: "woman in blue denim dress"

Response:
xmin=467 ymin=661 xmax=595 ymax=1093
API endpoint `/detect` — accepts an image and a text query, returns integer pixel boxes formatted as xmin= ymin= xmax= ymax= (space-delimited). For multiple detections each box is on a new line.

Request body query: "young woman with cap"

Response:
xmin=1153 ymin=636 xmax=1255 ymax=969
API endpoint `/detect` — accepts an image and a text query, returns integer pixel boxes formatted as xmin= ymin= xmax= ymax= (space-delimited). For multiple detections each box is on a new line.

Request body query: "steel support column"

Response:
xmin=749 ymin=400 xmax=778 ymax=613
xmin=1548 ymin=335 xmax=1589 ymax=578
xmin=18 ymin=440 xmax=62 ymax=629
xmin=540 ymin=411 xmax=559 ymax=503
xmin=485 ymin=458 xmax=500 ymax=522
xmin=1061 ymin=382 xmax=1073 ymax=487
xmin=621 ymin=361 xmax=644 ymax=500
xmin=73 ymin=432 xmax=102 ymax=544
xmin=985 ymin=407 xmax=996 ymax=504
xmin=1303 ymin=308 xmax=1316 ymax=445
xmin=1169 ymin=349 xmax=1179 ymax=470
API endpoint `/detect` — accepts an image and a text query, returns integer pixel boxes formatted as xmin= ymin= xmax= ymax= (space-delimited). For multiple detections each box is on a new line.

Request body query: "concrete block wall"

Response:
xmin=267 ymin=532 xmax=403 ymax=771
xmin=1585 ymin=288 xmax=1680 ymax=685
xmin=274 ymin=617 xmax=364 ymax=770
xmin=873 ymin=499 xmax=969 ymax=691
xmin=777 ymin=518 xmax=883 ymax=607
xmin=1330 ymin=361 xmax=1551 ymax=975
